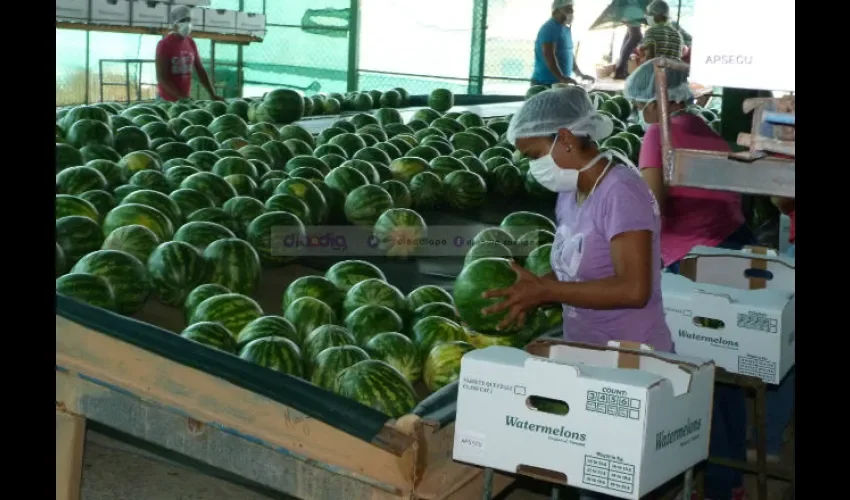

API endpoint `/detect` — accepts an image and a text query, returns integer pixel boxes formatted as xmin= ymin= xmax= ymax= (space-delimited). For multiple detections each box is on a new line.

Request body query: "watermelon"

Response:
xmin=173 ymin=221 xmax=235 ymax=253
xmin=457 ymin=112 xmax=484 ymax=128
xmin=234 ymin=315 xmax=300 ymax=350
xmin=515 ymin=229 xmax=555 ymax=256
xmin=80 ymin=144 xmax=121 ymax=163
xmin=473 ymin=227 xmax=514 ymax=246
xmin=226 ymin=101 xmax=250 ymax=121
xmin=70 ymin=250 xmax=151 ymax=315
xmin=428 ymin=156 xmax=468 ymax=180
xmin=190 ymin=293 xmax=264 ymax=335
xmin=343 ymin=185 xmax=394 ymax=227
xmin=56 ymin=244 xmax=67 ymax=277
xmin=303 ymin=325 xmax=357 ymax=372
xmin=222 ymin=174 xmax=258 ymax=197
xmin=379 ymin=90 xmax=402 ymax=108
xmin=333 ymin=359 xmax=418 ymax=417
xmin=464 ymin=241 xmax=512 ymax=266
xmin=128 ymin=169 xmax=170 ymax=194
xmin=453 ymin=258 xmax=521 ymax=332
xmin=282 ymin=276 xmax=343 ymax=314
xmin=169 ymin=188 xmax=214 ymax=217
xmin=443 ymin=171 xmax=487 ymax=210
xmin=246 ymin=211 xmax=306 ymax=266
xmin=203 ymin=238 xmax=261 ymax=295
xmin=325 ymin=166 xmax=369 ymax=196
xmin=56 ymin=216 xmax=104 ymax=265
xmin=274 ymin=178 xmax=328 ymax=225
xmin=465 ymin=326 xmax=521 ymax=349
xmin=66 ymin=119 xmax=114 ymax=148
xmin=183 ymin=283 xmax=230 ymax=323
xmin=409 ymin=172 xmax=443 ymax=209
xmin=221 ymin=196 xmax=265 ymax=234
xmin=388 ymin=157 xmax=429 ymax=183
xmin=56 ymin=194 xmax=99 ymax=222
xmin=500 ymin=211 xmax=556 ymax=240
xmin=85 ymin=159 xmax=124 ymax=189
xmin=208 ymin=114 xmax=250 ymax=138
xmin=311 ymin=345 xmax=370 ymax=390
xmin=411 ymin=316 xmax=467 ymax=361
xmin=56 ymin=166 xmax=108 ymax=195
xmin=146 ymin=241 xmax=208 ymax=306
xmin=489 ymin=164 xmax=522 ymax=197
xmin=325 ymin=260 xmax=386 ymax=293
xmin=102 ymin=203 xmax=174 ymax=242
xmin=56 ymin=273 xmax=117 ymax=311
xmin=180 ymin=172 xmax=238 ymax=206
xmin=344 ymin=305 xmax=405 ymax=346
xmin=56 ymin=143 xmax=84 ymax=173
xmin=239 ymin=336 xmax=303 ymax=377
xmin=250 ymin=122 xmax=281 ymax=141
xmin=101 ymin=225 xmax=160 ymax=263
xmin=428 ymin=89 xmax=454 ymax=113
xmin=342 ymin=278 xmax=406 ymax=318
xmin=263 ymin=194 xmax=311 ymax=224
xmin=212 ymin=156 xmax=258 ymax=180
xmin=364 ymin=332 xmax=420 ymax=384
xmin=181 ymin=322 xmax=238 ymax=354
xmin=423 ymin=341 xmax=476 ymax=392
xmin=379 ymin=180 xmax=412 ymax=209
xmin=121 ymin=189 xmax=183 ymax=228
xmin=412 ymin=302 xmax=461 ymax=325
xmin=187 ymin=151 xmax=220 ymax=171
xmin=187 ymin=207 xmax=240 ymax=235
xmin=118 ymin=151 xmax=159 ymax=182
xmin=112 ymin=125 xmax=151 ymax=156
xmin=406 ymin=285 xmax=453 ymax=311
xmin=525 ymin=243 xmax=553 ymax=277
xmin=259 ymin=89 xmax=305 ymax=125
xmin=371 ymin=208 xmax=428 ymax=257
xmin=283 ymin=296 xmax=338 ymax=345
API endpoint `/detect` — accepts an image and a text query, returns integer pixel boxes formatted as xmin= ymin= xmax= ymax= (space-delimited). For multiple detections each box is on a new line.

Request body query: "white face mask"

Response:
xmin=529 ymin=139 xmax=602 ymax=193
xmin=176 ymin=22 xmax=192 ymax=37
xmin=645 ymin=15 xmax=656 ymax=26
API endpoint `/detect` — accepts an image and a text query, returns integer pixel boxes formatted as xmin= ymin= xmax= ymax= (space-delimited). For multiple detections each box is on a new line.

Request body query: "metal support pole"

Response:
xmin=652 ymin=57 xmax=690 ymax=183
xmin=467 ymin=0 xmax=488 ymax=95
xmin=85 ymin=31 xmax=91 ymax=104
xmin=124 ymin=61 xmax=131 ymax=103
xmin=482 ymin=467 xmax=494 ymax=500
xmin=346 ymin=0 xmax=361 ymax=92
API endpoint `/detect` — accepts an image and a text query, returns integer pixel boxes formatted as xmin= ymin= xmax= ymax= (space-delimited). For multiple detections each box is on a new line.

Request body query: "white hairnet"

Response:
xmin=552 ymin=0 xmax=574 ymax=10
xmin=623 ymin=58 xmax=693 ymax=103
xmin=507 ymin=87 xmax=614 ymax=143
xmin=170 ymin=6 xmax=192 ymax=25
xmin=646 ymin=0 xmax=670 ymax=17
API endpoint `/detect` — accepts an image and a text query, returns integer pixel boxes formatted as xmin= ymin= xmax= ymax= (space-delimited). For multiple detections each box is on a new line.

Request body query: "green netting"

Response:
xmin=56 ymin=29 xmax=88 ymax=107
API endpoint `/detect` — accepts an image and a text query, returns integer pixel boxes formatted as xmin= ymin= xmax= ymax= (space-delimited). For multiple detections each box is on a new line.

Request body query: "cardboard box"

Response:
xmin=236 ymin=12 xmax=266 ymax=38
xmin=56 ymin=0 xmax=90 ymax=23
xmin=778 ymin=215 xmax=791 ymax=254
xmin=663 ymin=246 xmax=795 ymax=385
xmin=201 ymin=8 xmax=237 ymax=34
xmin=453 ymin=341 xmax=714 ymax=500
xmin=169 ymin=0 xmax=210 ymax=5
xmin=132 ymin=1 xmax=169 ymax=28
xmin=168 ymin=3 xmax=203 ymax=27
xmin=90 ymin=0 xmax=132 ymax=26
xmin=690 ymin=0 xmax=794 ymax=91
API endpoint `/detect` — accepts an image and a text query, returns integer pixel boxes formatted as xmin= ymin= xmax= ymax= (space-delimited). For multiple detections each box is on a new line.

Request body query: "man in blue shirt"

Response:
xmin=531 ymin=0 xmax=593 ymax=86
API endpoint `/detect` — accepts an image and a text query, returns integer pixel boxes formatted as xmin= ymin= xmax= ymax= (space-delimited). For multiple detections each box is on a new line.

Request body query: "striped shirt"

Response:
xmin=641 ymin=22 xmax=684 ymax=59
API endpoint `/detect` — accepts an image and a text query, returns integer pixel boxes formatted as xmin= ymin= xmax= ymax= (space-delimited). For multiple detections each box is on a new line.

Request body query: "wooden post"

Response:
xmin=56 ymin=409 xmax=86 ymax=500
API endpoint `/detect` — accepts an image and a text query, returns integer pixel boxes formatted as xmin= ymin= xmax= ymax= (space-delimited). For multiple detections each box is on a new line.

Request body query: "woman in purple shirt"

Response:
xmin=483 ymin=86 xmax=671 ymax=353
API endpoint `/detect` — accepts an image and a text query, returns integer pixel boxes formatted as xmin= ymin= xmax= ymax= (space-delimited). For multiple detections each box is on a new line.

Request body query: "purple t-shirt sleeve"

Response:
xmin=638 ymin=124 xmax=663 ymax=170
xmin=598 ymin=172 xmax=658 ymax=242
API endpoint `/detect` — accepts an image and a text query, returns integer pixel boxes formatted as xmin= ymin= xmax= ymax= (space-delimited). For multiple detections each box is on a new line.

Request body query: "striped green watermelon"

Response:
xmin=209 ymin=114 xmax=250 ymax=138
xmin=453 ymin=258 xmax=519 ymax=332
xmin=235 ymin=315 xmax=299 ymax=349
xmin=423 ymin=341 xmax=476 ymax=392
xmin=180 ymin=172 xmax=239 ymax=207
xmin=86 ymin=159 xmax=124 ymax=189
xmin=450 ymin=149 xmax=474 ymax=159
xmin=103 ymin=203 xmax=174 ymax=241
xmin=352 ymin=146 xmax=392 ymax=167
xmin=412 ymin=302 xmax=460 ymax=326
xmin=525 ymin=243 xmax=553 ymax=277
xmin=258 ymin=90 xmax=305 ymax=125
xmin=66 ymin=119 xmax=114 ymax=149
xmin=324 ymin=166 xmax=369 ymax=196
xmin=173 ymin=221 xmax=235 ymax=252
xmin=222 ymin=196 xmax=265 ymax=233
xmin=364 ymin=332 xmax=421 ymax=384
xmin=187 ymin=151 xmax=220 ymax=171
xmin=274 ymin=177 xmax=328 ymax=225
xmin=56 ymin=166 xmax=108 ymax=195
xmin=282 ymin=276 xmax=343 ymax=314
xmin=372 ymin=208 xmax=428 ymax=257
xmin=388 ymin=156 xmax=430 ymax=183
xmin=186 ymin=207 xmax=240 ymax=235
xmin=342 ymin=278 xmax=406 ymax=318
xmin=70 ymin=250 xmax=151 ymax=315
xmin=146 ymin=241 xmax=208 ymax=306
xmin=128 ymin=169 xmax=171 ymax=194
xmin=79 ymin=190 xmax=115 ymax=217
xmin=407 ymin=145 xmax=441 ymax=163
xmin=328 ymin=133 xmax=367 ymax=158
xmin=263 ymin=194 xmax=312 ymax=224
xmin=500 ymin=211 xmax=556 ymax=240
xmin=56 ymin=244 xmax=66 ymax=277
xmin=56 ymin=216 xmax=104 ymax=265
xmin=183 ymin=283 xmax=230 ymax=323
xmin=340 ymin=159 xmax=379 ymax=184
xmin=411 ymin=316 xmax=467 ymax=361
xmin=310 ymin=180 xmax=343 ymax=223
xmin=311 ymin=345 xmax=370 ymax=390
xmin=379 ymin=180 xmax=412 ymax=209
xmin=56 ymin=273 xmax=117 ymax=312
xmin=465 ymin=327 xmax=521 ymax=349
xmin=181 ymin=321 xmax=238 ymax=354
xmin=118 ymin=151 xmax=158 ymax=182
xmin=239 ymin=336 xmax=303 ymax=377
xmin=428 ymin=156 xmax=468 ymax=180
xmin=344 ymin=185 xmax=394 ymax=227
xmin=409 ymin=172 xmax=443 ymax=209
xmin=459 ymin=156 xmax=489 ymax=180
xmin=190 ymin=293 xmax=264 ymax=336
xmin=464 ymin=241 xmax=512 ymax=267
xmin=283 ymin=296 xmax=338 ymax=346
xmin=202 ymin=238 xmax=261 ymax=295
xmin=444 ymin=171 xmax=487 ymax=210
xmin=344 ymin=305 xmax=405 ymax=346
xmin=483 ymin=157 xmax=512 ymax=173
xmin=325 ymin=260 xmax=386 ymax=293
xmin=246 ymin=211 xmax=306 ymax=266
xmin=406 ymin=285 xmax=453 ymax=311
xmin=113 ymin=185 xmax=142 ymax=203
xmin=490 ymin=164 xmax=523 ymax=197
xmin=515 ymin=230 xmax=555 ymax=260
xmin=56 ymin=194 xmax=99 ymax=222
xmin=121 ymin=189 xmax=183 ymax=228
xmin=101 ymin=225 xmax=160 ymax=263
xmin=222 ymin=174 xmax=258 ymax=197
xmin=473 ymin=227 xmax=514 ymax=246
xmin=333 ymin=359 xmax=418 ymax=417
xmin=212 ymin=156 xmax=258 ymax=180
xmin=285 ymin=156 xmax=329 ymax=176
xmin=303 ymin=325 xmax=357 ymax=374
xmin=261 ymin=140 xmax=295 ymax=169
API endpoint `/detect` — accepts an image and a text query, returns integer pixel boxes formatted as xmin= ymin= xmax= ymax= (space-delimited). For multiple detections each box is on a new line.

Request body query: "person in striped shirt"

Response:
xmin=638 ymin=0 xmax=684 ymax=61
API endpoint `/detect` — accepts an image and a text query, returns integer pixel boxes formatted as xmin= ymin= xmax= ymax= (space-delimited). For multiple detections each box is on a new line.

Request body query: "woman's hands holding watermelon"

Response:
xmin=481 ymin=260 xmax=548 ymax=330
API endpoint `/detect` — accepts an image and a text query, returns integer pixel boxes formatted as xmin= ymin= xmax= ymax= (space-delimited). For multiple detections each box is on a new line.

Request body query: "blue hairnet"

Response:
xmin=623 ymin=58 xmax=693 ymax=103
xmin=507 ymin=87 xmax=614 ymax=143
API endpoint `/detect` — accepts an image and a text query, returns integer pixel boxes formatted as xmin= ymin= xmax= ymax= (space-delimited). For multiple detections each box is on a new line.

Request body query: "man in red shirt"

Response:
xmin=156 ymin=6 xmax=222 ymax=102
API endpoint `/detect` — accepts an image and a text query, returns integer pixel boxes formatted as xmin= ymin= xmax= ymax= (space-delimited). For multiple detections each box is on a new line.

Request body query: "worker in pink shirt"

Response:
xmin=156 ymin=6 xmax=222 ymax=102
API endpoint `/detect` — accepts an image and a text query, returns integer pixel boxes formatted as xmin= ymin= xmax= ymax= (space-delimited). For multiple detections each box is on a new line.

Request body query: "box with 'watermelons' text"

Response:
xmin=662 ymin=246 xmax=795 ymax=385
xmin=57 ymin=0 xmax=90 ymax=23
xmin=453 ymin=341 xmax=714 ymax=500
xmin=200 ymin=8 xmax=237 ymax=34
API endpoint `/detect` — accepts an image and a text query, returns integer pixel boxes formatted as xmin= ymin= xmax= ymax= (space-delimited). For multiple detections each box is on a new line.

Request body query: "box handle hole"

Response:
xmin=693 ymin=316 xmax=725 ymax=329
xmin=526 ymin=396 xmax=570 ymax=416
